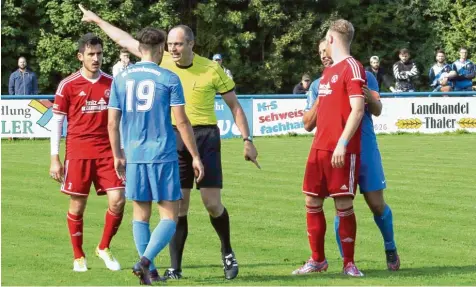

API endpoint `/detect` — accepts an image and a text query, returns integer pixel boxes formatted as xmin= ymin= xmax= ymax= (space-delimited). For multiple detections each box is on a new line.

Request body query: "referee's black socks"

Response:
xmin=169 ymin=215 xmax=188 ymax=271
xmin=210 ymin=207 xmax=233 ymax=255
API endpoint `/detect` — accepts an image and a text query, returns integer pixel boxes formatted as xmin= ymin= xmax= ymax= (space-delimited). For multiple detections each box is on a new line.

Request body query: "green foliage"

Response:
xmin=1 ymin=0 xmax=474 ymax=94
xmin=428 ymin=0 xmax=476 ymax=60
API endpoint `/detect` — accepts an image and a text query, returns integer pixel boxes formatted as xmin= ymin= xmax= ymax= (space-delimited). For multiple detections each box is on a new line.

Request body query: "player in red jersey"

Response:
xmin=49 ymin=33 xmax=125 ymax=272
xmin=292 ymin=19 xmax=366 ymax=277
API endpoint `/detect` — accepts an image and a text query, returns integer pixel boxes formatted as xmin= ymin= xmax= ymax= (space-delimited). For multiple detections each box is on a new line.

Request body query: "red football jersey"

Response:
xmin=53 ymin=70 xmax=113 ymax=160
xmin=312 ymin=57 xmax=366 ymax=153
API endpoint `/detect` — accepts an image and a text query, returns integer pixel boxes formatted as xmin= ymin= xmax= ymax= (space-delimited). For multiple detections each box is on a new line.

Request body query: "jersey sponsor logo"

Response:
xmin=82 ymin=97 xmax=108 ymax=113
xmin=331 ymin=75 xmax=339 ymax=83
xmin=318 ymin=82 xmax=332 ymax=96
xmin=79 ymin=91 xmax=87 ymax=97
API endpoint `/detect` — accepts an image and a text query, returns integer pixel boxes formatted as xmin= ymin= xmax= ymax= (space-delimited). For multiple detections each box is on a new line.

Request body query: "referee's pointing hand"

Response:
xmin=244 ymin=141 xmax=260 ymax=169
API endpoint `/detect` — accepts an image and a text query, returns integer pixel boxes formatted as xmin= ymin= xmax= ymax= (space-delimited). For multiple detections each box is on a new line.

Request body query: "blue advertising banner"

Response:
xmin=215 ymin=98 xmax=253 ymax=139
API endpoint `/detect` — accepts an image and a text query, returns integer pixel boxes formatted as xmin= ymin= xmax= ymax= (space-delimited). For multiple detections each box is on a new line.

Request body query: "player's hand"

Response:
xmin=78 ymin=4 xmax=101 ymax=23
xmin=332 ymin=143 xmax=346 ymax=168
xmin=362 ymin=85 xmax=372 ymax=103
xmin=49 ymin=158 xmax=64 ymax=183
xmin=440 ymin=77 xmax=448 ymax=86
xmin=192 ymin=157 xmax=205 ymax=182
xmin=114 ymin=157 xmax=126 ymax=182
xmin=244 ymin=141 xmax=260 ymax=169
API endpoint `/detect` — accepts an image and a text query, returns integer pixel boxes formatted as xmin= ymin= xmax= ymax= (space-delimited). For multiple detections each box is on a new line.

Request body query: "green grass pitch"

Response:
xmin=2 ymin=134 xmax=476 ymax=285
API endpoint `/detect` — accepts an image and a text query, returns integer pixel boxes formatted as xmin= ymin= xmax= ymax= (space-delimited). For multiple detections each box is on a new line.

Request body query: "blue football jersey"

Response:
xmin=429 ymin=63 xmax=452 ymax=88
xmin=304 ymin=78 xmax=320 ymax=111
xmin=452 ymin=60 xmax=475 ymax=89
xmin=304 ymin=71 xmax=379 ymax=151
xmin=108 ymin=61 xmax=185 ymax=163
xmin=361 ymin=71 xmax=379 ymax=151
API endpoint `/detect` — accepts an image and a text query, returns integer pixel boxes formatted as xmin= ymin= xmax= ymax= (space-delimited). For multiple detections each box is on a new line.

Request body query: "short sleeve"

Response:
xmin=451 ymin=62 xmax=458 ymax=72
xmin=345 ymin=58 xmax=366 ymax=99
xmin=168 ymin=73 xmax=185 ymax=106
xmin=304 ymin=78 xmax=320 ymax=111
xmin=212 ymin=63 xmax=235 ymax=94
xmin=108 ymin=78 xmax=121 ymax=110
xmin=467 ymin=61 xmax=475 ymax=74
xmin=365 ymin=71 xmax=379 ymax=92
xmin=53 ymin=80 xmax=70 ymax=115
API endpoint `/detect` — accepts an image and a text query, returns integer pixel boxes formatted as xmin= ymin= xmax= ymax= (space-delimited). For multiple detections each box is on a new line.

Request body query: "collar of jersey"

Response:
xmin=175 ymin=62 xmax=193 ymax=69
xmin=80 ymin=68 xmax=102 ymax=84
xmin=137 ymin=60 xmax=159 ymax=66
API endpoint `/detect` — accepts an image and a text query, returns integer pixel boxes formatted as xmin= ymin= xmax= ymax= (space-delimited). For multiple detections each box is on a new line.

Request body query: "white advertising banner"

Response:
xmin=374 ymin=97 xmax=476 ymax=134
xmin=1 ymin=99 xmax=55 ymax=138
xmin=252 ymin=99 xmax=312 ymax=136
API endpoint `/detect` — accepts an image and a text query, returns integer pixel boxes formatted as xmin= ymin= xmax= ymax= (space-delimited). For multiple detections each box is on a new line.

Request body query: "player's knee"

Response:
xmin=178 ymin=201 xmax=190 ymax=216
xmin=203 ymin=200 xmax=223 ymax=217
xmin=334 ymin=196 xmax=353 ymax=210
xmin=364 ymin=191 xmax=385 ymax=216
xmin=368 ymin=200 xmax=386 ymax=216
xmin=69 ymin=196 xmax=87 ymax=215
xmin=305 ymin=195 xmax=322 ymax=207
xmin=109 ymin=195 xmax=126 ymax=214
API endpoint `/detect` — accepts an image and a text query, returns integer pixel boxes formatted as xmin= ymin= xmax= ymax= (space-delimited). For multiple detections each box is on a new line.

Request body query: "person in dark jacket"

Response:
xmin=392 ymin=48 xmax=418 ymax=92
xmin=365 ymin=56 xmax=394 ymax=91
xmin=293 ymin=73 xmax=311 ymax=94
xmin=9 ymin=57 xmax=38 ymax=95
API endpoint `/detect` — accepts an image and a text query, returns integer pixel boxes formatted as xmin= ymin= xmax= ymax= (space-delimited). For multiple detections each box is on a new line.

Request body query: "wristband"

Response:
xmin=243 ymin=136 xmax=253 ymax=143
xmin=338 ymin=138 xmax=348 ymax=147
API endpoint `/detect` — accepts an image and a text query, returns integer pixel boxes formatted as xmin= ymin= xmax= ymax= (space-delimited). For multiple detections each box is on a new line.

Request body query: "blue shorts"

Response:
xmin=125 ymin=161 xmax=182 ymax=202
xmin=359 ymin=148 xmax=386 ymax=193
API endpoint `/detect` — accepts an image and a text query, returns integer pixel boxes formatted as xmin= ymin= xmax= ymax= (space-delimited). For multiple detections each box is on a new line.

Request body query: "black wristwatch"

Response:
xmin=243 ymin=136 xmax=253 ymax=143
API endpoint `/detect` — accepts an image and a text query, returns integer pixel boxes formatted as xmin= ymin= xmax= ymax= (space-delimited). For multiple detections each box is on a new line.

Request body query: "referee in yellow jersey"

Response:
xmin=80 ymin=5 xmax=259 ymax=281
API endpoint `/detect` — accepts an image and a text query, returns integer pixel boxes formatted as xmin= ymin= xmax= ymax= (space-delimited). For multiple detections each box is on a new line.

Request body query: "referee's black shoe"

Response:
xmin=163 ymin=268 xmax=182 ymax=279
xmin=223 ymin=252 xmax=239 ymax=280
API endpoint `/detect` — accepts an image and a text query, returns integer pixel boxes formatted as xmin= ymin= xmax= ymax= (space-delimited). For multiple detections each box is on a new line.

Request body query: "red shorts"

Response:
xmin=302 ymin=149 xmax=359 ymax=198
xmin=61 ymin=157 xmax=125 ymax=197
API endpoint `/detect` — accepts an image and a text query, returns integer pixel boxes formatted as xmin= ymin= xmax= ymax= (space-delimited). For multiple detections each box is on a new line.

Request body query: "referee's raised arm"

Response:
xmin=79 ymin=4 xmax=142 ymax=58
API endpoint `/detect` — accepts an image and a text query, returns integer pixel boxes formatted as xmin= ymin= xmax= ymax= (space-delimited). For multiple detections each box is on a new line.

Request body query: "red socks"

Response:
xmin=337 ymin=206 xmax=357 ymax=266
xmin=67 ymin=212 xmax=85 ymax=259
xmin=98 ymin=209 xmax=123 ymax=250
xmin=306 ymin=205 xmax=326 ymax=262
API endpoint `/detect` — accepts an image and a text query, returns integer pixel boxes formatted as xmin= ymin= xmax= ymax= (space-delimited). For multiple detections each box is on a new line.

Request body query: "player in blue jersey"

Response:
xmin=448 ymin=47 xmax=475 ymax=92
xmin=107 ymin=27 xmax=204 ymax=285
xmin=302 ymin=39 xmax=399 ymax=271
xmin=429 ymin=50 xmax=454 ymax=92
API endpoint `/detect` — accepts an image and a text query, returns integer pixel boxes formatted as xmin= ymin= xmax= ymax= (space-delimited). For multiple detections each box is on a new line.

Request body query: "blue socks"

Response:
xmin=143 ymin=219 xmax=177 ymax=264
xmin=334 ymin=216 xmax=344 ymax=258
xmin=374 ymin=205 xmax=396 ymax=251
xmin=334 ymin=204 xmax=397 ymax=256
xmin=132 ymin=220 xmax=157 ymax=271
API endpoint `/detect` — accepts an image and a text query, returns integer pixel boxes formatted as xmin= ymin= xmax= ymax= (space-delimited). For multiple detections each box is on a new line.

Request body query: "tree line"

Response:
xmin=2 ymin=0 xmax=475 ymax=95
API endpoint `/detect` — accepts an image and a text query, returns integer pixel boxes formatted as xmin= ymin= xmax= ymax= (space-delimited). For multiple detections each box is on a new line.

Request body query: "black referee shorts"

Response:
xmin=174 ymin=125 xmax=222 ymax=189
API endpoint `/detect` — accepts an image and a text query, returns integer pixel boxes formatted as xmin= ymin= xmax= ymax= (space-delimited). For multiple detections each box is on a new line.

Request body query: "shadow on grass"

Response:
xmin=167 ymin=264 xmax=476 ymax=285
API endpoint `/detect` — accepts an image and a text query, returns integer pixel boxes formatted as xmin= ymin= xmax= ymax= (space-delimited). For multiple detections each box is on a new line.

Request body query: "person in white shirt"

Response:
xmin=212 ymin=54 xmax=233 ymax=79
xmin=112 ymin=48 xmax=132 ymax=76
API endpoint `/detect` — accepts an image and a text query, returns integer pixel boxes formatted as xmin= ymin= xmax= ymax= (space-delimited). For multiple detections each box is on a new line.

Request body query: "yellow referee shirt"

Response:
xmin=161 ymin=52 xmax=236 ymax=126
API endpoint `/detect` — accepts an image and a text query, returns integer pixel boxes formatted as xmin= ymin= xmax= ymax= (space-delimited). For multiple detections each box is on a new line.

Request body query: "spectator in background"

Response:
xmin=392 ymin=48 xmax=418 ymax=92
xmin=429 ymin=50 xmax=454 ymax=92
xmin=366 ymin=55 xmax=394 ymax=92
xmin=212 ymin=54 xmax=233 ymax=79
xmin=293 ymin=73 xmax=311 ymax=94
xmin=9 ymin=56 xmax=38 ymax=95
xmin=112 ymin=48 xmax=133 ymax=77
xmin=448 ymin=47 xmax=475 ymax=91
